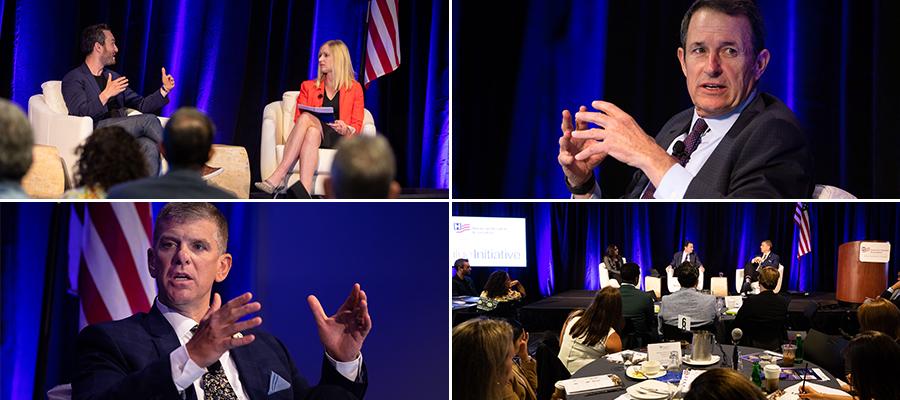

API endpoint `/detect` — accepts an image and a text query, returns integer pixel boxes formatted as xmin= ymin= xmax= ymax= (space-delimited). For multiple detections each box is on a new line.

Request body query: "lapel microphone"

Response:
xmin=672 ymin=140 xmax=686 ymax=158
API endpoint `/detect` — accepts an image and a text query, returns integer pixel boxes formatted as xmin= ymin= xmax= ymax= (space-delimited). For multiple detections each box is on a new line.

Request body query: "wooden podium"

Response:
xmin=836 ymin=241 xmax=889 ymax=303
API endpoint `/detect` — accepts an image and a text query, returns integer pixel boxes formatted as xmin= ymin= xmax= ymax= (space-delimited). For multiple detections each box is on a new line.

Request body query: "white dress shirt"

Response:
xmin=583 ymin=91 xmax=758 ymax=199
xmin=158 ymin=299 xmax=362 ymax=399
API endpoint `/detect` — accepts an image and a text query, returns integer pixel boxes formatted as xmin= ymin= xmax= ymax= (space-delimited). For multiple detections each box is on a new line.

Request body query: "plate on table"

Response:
xmin=625 ymin=365 xmax=667 ymax=380
xmin=683 ymin=354 xmax=720 ymax=366
xmin=625 ymin=380 xmax=677 ymax=399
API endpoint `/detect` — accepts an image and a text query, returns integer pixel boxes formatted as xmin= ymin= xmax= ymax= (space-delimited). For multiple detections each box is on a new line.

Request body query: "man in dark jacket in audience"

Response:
xmin=619 ymin=263 xmax=658 ymax=349
xmin=734 ymin=266 xmax=789 ymax=351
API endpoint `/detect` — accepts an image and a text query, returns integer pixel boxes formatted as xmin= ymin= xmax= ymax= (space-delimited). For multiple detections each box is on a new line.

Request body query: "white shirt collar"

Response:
xmin=690 ymin=90 xmax=758 ymax=139
xmin=156 ymin=298 xmax=203 ymax=343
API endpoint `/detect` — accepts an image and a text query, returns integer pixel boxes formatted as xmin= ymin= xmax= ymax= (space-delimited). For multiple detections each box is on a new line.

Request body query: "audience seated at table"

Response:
xmin=0 ymin=98 xmax=32 ymax=199
xmin=659 ymin=263 xmax=718 ymax=332
xmin=602 ymin=244 xmax=624 ymax=283
xmin=477 ymin=271 xmax=526 ymax=318
xmin=504 ymin=319 xmax=537 ymax=400
xmin=64 ymin=126 xmax=149 ymax=198
xmin=452 ymin=258 xmax=478 ymax=297
xmin=619 ymin=262 xmax=658 ymax=349
xmin=856 ymin=298 xmax=900 ymax=341
xmin=452 ymin=318 xmax=515 ymax=400
xmin=684 ymin=368 xmax=766 ymax=400
xmin=558 ymin=286 xmax=623 ymax=374
xmin=733 ymin=266 xmax=790 ymax=350
xmin=799 ymin=331 xmax=900 ymax=400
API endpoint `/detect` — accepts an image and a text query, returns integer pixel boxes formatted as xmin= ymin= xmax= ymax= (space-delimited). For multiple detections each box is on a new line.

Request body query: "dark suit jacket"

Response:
xmin=452 ymin=275 xmax=478 ymax=297
xmin=619 ymin=284 xmax=658 ymax=349
xmin=107 ymin=169 xmax=236 ymax=199
xmin=623 ymin=92 xmax=813 ymax=198
xmin=72 ymin=305 xmax=366 ymax=400
xmin=744 ymin=252 xmax=781 ymax=282
xmin=62 ymin=63 xmax=169 ymax=123
xmin=733 ymin=291 xmax=790 ymax=351
xmin=882 ymin=289 xmax=900 ymax=310
xmin=669 ymin=251 xmax=702 ymax=269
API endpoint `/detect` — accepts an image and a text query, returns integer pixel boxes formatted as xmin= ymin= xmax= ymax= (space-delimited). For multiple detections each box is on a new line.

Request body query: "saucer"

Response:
xmin=626 ymin=365 xmax=667 ymax=380
xmin=626 ymin=380 xmax=676 ymax=399
xmin=683 ymin=354 xmax=720 ymax=366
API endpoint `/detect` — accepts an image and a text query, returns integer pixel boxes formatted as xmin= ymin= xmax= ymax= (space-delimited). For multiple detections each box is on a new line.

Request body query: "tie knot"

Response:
xmin=691 ymin=118 xmax=708 ymax=135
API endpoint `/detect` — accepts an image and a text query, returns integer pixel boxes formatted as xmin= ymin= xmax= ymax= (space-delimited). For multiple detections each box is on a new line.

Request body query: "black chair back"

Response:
xmin=804 ymin=329 xmax=849 ymax=379
xmin=533 ymin=332 xmax=571 ymax=400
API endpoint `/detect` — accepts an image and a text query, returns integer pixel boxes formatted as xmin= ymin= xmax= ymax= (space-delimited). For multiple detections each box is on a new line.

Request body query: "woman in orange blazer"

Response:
xmin=256 ymin=39 xmax=365 ymax=194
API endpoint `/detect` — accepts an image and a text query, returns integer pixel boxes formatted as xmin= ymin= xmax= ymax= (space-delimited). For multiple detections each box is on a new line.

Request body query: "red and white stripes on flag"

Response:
xmin=364 ymin=0 xmax=400 ymax=87
xmin=793 ymin=202 xmax=812 ymax=258
xmin=68 ymin=203 xmax=156 ymax=330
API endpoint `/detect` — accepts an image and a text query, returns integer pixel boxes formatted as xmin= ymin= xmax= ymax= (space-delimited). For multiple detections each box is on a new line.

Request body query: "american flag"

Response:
xmin=793 ymin=202 xmax=812 ymax=258
xmin=454 ymin=223 xmax=470 ymax=233
xmin=68 ymin=203 xmax=156 ymax=329
xmin=364 ymin=0 xmax=401 ymax=87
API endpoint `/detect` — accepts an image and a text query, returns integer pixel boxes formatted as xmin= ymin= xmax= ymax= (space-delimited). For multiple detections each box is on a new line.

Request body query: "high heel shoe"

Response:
xmin=254 ymin=180 xmax=284 ymax=194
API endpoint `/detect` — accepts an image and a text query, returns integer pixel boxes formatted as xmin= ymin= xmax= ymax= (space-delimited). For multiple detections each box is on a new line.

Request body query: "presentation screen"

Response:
xmin=450 ymin=216 xmax=527 ymax=267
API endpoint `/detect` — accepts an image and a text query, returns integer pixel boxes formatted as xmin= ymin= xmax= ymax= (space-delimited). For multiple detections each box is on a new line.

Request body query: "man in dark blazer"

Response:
xmin=73 ymin=202 xmax=369 ymax=399
xmin=619 ymin=263 xmax=658 ymax=349
xmin=741 ymin=239 xmax=780 ymax=294
xmin=734 ymin=267 xmax=789 ymax=351
xmin=559 ymin=0 xmax=813 ymax=199
xmin=669 ymin=241 xmax=703 ymax=270
xmin=62 ymin=24 xmax=173 ymax=176
xmin=882 ymin=271 xmax=900 ymax=309
xmin=108 ymin=108 xmax=235 ymax=199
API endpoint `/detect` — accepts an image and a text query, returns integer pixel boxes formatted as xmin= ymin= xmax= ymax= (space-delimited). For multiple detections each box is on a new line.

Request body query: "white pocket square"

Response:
xmin=268 ymin=371 xmax=291 ymax=395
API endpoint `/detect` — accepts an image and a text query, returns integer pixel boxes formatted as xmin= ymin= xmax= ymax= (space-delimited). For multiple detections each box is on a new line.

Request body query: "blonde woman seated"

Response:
xmin=452 ymin=318 xmax=516 ymax=400
xmin=558 ymin=286 xmax=623 ymax=374
xmin=255 ymin=39 xmax=364 ymax=194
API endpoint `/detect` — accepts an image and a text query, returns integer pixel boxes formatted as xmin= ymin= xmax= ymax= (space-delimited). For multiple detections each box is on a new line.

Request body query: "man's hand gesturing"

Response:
xmin=186 ymin=292 xmax=262 ymax=368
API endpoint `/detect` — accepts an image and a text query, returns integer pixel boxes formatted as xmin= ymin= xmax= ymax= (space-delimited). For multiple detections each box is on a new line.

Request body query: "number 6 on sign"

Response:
xmin=677 ymin=315 xmax=691 ymax=331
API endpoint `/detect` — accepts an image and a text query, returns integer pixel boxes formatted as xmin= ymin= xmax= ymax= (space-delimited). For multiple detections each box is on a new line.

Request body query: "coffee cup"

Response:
xmin=640 ymin=360 xmax=661 ymax=376
xmin=763 ymin=364 xmax=781 ymax=393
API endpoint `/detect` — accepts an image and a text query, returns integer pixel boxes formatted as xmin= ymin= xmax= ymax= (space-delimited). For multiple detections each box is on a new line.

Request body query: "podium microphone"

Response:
xmin=731 ymin=328 xmax=743 ymax=370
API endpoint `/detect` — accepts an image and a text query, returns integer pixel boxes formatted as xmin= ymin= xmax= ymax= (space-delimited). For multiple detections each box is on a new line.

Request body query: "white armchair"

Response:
xmin=598 ymin=257 xmax=626 ymax=289
xmin=27 ymin=81 xmax=169 ymax=183
xmin=260 ymin=91 xmax=375 ymax=195
xmin=813 ymin=184 xmax=856 ymax=199
xmin=735 ymin=264 xmax=784 ymax=294
xmin=666 ymin=265 xmax=704 ymax=293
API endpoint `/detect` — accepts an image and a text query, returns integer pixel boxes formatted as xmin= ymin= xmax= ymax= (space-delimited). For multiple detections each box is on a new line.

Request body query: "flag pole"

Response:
xmin=360 ymin=0 xmax=372 ymax=86
xmin=33 ymin=203 xmax=66 ymax=398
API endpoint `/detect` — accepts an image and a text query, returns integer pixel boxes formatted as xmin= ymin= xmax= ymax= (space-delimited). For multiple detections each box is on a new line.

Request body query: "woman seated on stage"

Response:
xmin=602 ymin=244 xmax=624 ymax=282
xmin=557 ymin=286 xmax=623 ymax=374
xmin=857 ymin=298 xmax=900 ymax=341
xmin=504 ymin=319 xmax=537 ymax=400
xmin=477 ymin=271 xmax=526 ymax=314
xmin=799 ymin=331 xmax=900 ymax=400
xmin=255 ymin=39 xmax=364 ymax=194
xmin=452 ymin=318 xmax=515 ymax=400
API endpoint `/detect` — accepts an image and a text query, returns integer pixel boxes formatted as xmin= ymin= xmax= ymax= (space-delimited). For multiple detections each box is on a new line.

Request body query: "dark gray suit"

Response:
xmin=669 ymin=251 xmax=702 ymax=269
xmin=107 ymin=169 xmax=236 ymax=199
xmin=624 ymin=92 xmax=813 ymax=198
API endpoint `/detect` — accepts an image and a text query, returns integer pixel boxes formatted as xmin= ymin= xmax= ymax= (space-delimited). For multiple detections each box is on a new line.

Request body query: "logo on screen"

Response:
xmin=454 ymin=223 xmax=471 ymax=233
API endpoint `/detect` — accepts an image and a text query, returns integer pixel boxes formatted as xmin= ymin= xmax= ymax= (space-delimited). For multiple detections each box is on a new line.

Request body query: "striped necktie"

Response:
xmin=642 ymin=118 xmax=708 ymax=199
xmin=191 ymin=325 xmax=238 ymax=400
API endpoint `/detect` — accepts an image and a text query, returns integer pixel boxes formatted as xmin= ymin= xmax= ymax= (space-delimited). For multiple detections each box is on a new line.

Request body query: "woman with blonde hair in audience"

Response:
xmin=558 ymin=286 xmax=623 ymax=374
xmin=452 ymin=318 xmax=515 ymax=400
xmin=857 ymin=297 xmax=900 ymax=340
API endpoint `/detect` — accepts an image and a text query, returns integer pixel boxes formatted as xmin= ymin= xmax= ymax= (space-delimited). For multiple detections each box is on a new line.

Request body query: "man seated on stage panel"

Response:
xmin=659 ymin=263 xmax=718 ymax=330
xmin=667 ymin=241 xmax=705 ymax=276
xmin=72 ymin=202 xmax=370 ymax=399
xmin=62 ymin=24 xmax=219 ymax=179
xmin=733 ymin=267 xmax=789 ymax=351
xmin=741 ymin=239 xmax=780 ymax=294
xmin=619 ymin=263 xmax=659 ymax=349
xmin=558 ymin=0 xmax=813 ymax=199
xmin=452 ymin=258 xmax=478 ymax=297
xmin=881 ymin=271 xmax=900 ymax=310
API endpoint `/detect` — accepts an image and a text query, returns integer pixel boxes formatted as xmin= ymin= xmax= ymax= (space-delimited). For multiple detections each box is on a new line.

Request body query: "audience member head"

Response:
xmin=843 ymin=331 xmax=900 ymax=400
xmin=325 ymin=135 xmax=400 ymax=199
xmin=684 ymin=367 xmax=766 ymax=400
xmin=858 ymin=299 xmax=900 ymax=340
xmin=316 ymin=39 xmax=357 ymax=91
xmin=683 ymin=241 xmax=694 ymax=254
xmin=0 ymin=98 xmax=33 ymax=185
xmin=620 ymin=262 xmax=641 ymax=286
xmin=757 ymin=266 xmax=779 ymax=291
xmin=74 ymin=126 xmax=149 ymax=191
xmin=163 ymin=108 xmax=215 ymax=171
xmin=81 ymin=24 xmax=117 ymax=65
xmin=452 ymin=318 xmax=514 ymax=400
xmin=676 ymin=262 xmax=699 ymax=288
xmin=454 ymin=258 xmax=471 ymax=277
xmin=506 ymin=318 xmax=525 ymax=345
xmin=605 ymin=244 xmax=619 ymax=258
xmin=568 ymin=286 xmax=622 ymax=347
xmin=483 ymin=271 xmax=512 ymax=298
xmin=760 ymin=239 xmax=772 ymax=254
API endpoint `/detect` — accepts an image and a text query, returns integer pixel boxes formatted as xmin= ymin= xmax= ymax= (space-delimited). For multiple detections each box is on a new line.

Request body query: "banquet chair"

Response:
xmin=803 ymin=329 xmax=848 ymax=379
xmin=260 ymin=91 xmax=376 ymax=195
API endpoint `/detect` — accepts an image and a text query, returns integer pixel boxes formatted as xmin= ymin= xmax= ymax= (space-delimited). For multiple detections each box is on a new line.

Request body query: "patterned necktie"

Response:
xmin=191 ymin=325 xmax=238 ymax=400
xmin=641 ymin=118 xmax=708 ymax=199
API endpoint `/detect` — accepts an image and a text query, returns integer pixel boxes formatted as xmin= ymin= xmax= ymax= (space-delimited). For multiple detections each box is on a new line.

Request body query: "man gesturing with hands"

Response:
xmin=73 ymin=202 xmax=370 ymax=400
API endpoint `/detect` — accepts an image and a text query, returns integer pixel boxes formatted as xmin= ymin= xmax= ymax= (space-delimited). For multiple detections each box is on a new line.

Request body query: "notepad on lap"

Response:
xmin=297 ymin=105 xmax=336 ymax=124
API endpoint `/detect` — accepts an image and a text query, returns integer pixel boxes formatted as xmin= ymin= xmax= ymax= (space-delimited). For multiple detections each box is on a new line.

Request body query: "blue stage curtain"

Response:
xmin=1 ymin=0 xmax=448 ymax=189
xmin=453 ymin=202 xmax=900 ymax=298
xmin=0 ymin=202 xmax=448 ymax=399
xmin=453 ymin=0 xmax=900 ymax=198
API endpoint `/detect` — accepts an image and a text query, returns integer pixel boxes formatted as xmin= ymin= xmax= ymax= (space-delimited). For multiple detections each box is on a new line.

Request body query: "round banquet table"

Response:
xmin=567 ymin=345 xmax=843 ymax=400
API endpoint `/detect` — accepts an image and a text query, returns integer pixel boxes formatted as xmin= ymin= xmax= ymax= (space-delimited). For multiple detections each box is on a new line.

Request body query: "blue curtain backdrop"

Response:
xmin=0 ymin=0 xmax=449 ymax=189
xmin=452 ymin=202 xmax=900 ymax=300
xmin=0 ymin=202 xmax=448 ymax=400
xmin=453 ymin=0 xmax=900 ymax=198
